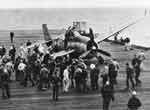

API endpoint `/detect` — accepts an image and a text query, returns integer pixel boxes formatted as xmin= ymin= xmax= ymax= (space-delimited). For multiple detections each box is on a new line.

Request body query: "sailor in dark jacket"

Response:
xmin=51 ymin=70 xmax=61 ymax=101
xmin=131 ymin=55 xmax=141 ymax=86
xmin=108 ymin=63 xmax=116 ymax=87
xmin=90 ymin=64 xmax=99 ymax=90
xmin=10 ymin=32 xmax=14 ymax=43
xmin=9 ymin=45 xmax=16 ymax=62
xmin=101 ymin=81 xmax=114 ymax=110
xmin=1 ymin=45 xmax=6 ymax=57
xmin=101 ymin=62 xmax=109 ymax=87
xmin=1 ymin=67 xmax=10 ymax=99
xmin=126 ymin=63 xmax=135 ymax=89
xmin=26 ymin=40 xmax=32 ymax=46
xmin=127 ymin=91 xmax=142 ymax=110
xmin=24 ymin=63 xmax=35 ymax=87
xmin=38 ymin=64 xmax=49 ymax=90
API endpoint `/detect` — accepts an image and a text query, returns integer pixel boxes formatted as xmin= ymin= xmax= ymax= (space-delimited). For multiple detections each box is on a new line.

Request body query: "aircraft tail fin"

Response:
xmin=42 ymin=24 xmax=52 ymax=41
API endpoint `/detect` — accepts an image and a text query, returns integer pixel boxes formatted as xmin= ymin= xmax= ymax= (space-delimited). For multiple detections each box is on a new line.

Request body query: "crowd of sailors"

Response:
xmin=0 ymin=38 xmax=145 ymax=110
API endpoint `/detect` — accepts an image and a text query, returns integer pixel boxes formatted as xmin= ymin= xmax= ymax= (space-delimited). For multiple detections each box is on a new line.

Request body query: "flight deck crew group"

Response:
xmin=0 ymin=30 xmax=145 ymax=110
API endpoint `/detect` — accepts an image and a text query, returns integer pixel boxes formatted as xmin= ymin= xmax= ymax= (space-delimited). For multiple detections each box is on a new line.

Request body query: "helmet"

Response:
xmin=3 ymin=68 xmax=7 ymax=73
xmin=106 ymin=81 xmax=110 ymax=85
xmin=92 ymin=46 xmax=96 ymax=50
xmin=90 ymin=64 xmax=95 ymax=69
xmin=132 ymin=91 xmax=137 ymax=95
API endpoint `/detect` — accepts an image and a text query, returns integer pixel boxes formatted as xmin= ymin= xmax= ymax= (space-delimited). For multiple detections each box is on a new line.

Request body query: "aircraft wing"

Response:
xmin=104 ymin=39 xmax=150 ymax=51
xmin=131 ymin=44 xmax=150 ymax=51
xmin=51 ymin=49 xmax=75 ymax=59
xmin=95 ymin=17 xmax=145 ymax=44
xmin=25 ymin=39 xmax=53 ymax=49
xmin=26 ymin=41 xmax=43 ymax=49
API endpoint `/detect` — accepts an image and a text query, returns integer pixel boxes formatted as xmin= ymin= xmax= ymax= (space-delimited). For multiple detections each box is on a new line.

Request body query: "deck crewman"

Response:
xmin=10 ymin=32 xmax=14 ymax=43
xmin=101 ymin=81 xmax=114 ymax=110
xmin=26 ymin=40 xmax=32 ymax=46
xmin=9 ymin=45 xmax=16 ymax=63
xmin=1 ymin=66 xmax=11 ymax=99
xmin=131 ymin=54 xmax=141 ymax=86
xmin=38 ymin=64 xmax=49 ymax=90
xmin=90 ymin=64 xmax=99 ymax=90
xmin=101 ymin=62 xmax=109 ymax=87
xmin=127 ymin=91 xmax=142 ymax=110
xmin=51 ymin=70 xmax=61 ymax=101
xmin=63 ymin=66 xmax=70 ymax=93
xmin=125 ymin=63 xmax=135 ymax=90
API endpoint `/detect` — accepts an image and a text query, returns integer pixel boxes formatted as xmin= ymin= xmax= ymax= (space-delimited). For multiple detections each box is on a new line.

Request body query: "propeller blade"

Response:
xmin=96 ymin=49 xmax=111 ymax=57
xmin=79 ymin=50 xmax=91 ymax=58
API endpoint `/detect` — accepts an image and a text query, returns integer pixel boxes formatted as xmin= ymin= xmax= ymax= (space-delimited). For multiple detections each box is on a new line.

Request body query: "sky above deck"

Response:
xmin=0 ymin=0 xmax=150 ymax=8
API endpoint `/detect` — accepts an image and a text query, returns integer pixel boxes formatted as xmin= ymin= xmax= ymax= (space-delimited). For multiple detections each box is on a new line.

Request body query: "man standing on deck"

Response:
xmin=132 ymin=55 xmax=138 ymax=68
xmin=125 ymin=63 xmax=135 ymax=90
xmin=1 ymin=66 xmax=11 ymax=99
xmin=10 ymin=32 xmax=14 ymax=43
xmin=90 ymin=64 xmax=99 ymax=90
xmin=26 ymin=40 xmax=32 ymax=46
xmin=38 ymin=64 xmax=49 ymax=90
xmin=18 ymin=59 xmax=26 ymax=85
xmin=101 ymin=62 xmax=109 ymax=87
xmin=131 ymin=55 xmax=141 ymax=86
xmin=134 ymin=62 xmax=141 ymax=86
xmin=112 ymin=59 xmax=119 ymax=84
xmin=137 ymin=50 xmax=146 ymax=71
xmin=132 ymin=54 xmax=143 ymax=86
xmin=1 ymin=45 xmax=6 ymax=57
xmin=24 ymin=63 xmax=35 ymax=87
xmin=51 ymin=70 xmax=61 ymax=101
xmin=108 ymin=63 xmax=116 ymax=87
xmin=101 ymin=81 xmax=114 ymax=110
xmin=127 ymin=91 xmax=142 ymax=110
xmin=9 ymin=45 xmax=16 ymax=63
xmin=63 ymin=66 xmax=70 ymax=93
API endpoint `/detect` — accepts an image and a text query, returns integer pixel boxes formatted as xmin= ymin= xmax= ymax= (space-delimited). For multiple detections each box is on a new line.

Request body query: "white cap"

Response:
xmin=4 ymin=68 xmax=7 ymax=73
xmin=90 ymin=64 xmax=95 ymax=69
xmin=46 ymin=51 xmax=49 ymax=54
xmin=10 ymin=46 xmax=13 ymax=50
xmin=106 ymin=81 xmax=110 ymax=85
xmin=132 ymin=91 xmax=137 ymax=95
xmin=92 ymin=46 xmax=96 ymax=50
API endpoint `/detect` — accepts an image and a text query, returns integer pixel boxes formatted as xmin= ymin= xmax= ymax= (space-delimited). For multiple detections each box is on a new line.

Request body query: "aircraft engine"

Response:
xmin=52 ymin=39 xmax=64 ymax=51
xmin=73 ymin=31 xmax=90 ymax=44
xmin=68 ymin=42 xmax=86 ymax=53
